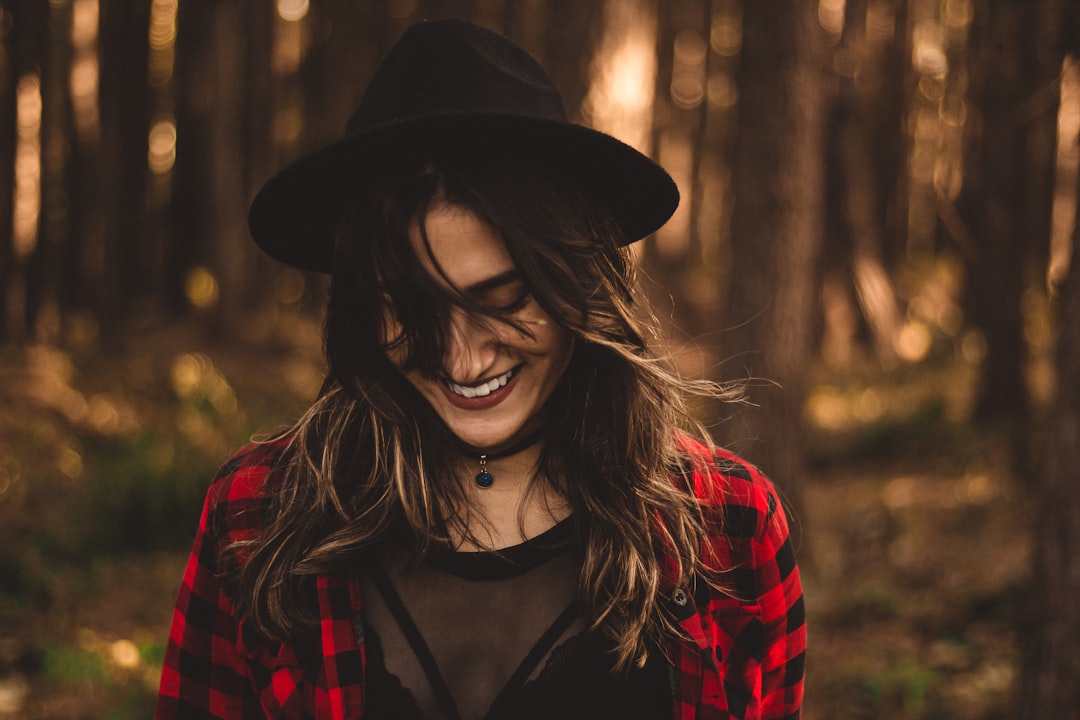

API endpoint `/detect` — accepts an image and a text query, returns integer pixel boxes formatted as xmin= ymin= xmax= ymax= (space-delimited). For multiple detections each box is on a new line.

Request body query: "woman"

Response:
xmin=157 ymin=18 xmax=805 ymax=720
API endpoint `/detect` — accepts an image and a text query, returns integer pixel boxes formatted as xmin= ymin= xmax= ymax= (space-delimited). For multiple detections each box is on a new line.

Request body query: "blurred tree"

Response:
xmin=206 ymin=0 xmax=251 ymax=332
xmin=1020 ymin=3 xmax=1080 ymax=713
xmin=38 ymin=0 xmax=74 ymax=341
xmin=646 ymin=0 xmax=716 ymax=338
xmin=1021 ymin=127 xmax=1080 ymax=718
xmin=302 ymin=1 xmax=387 ymax=149
xmin=65 ymin=0 xmax=105 ymax=325
xmin=98 ymin=0 xmax=151 ymax=336
xmin=0 ymin=0 xmax=23 ymax=341
xmin=957 ymin=0 xmax=1062 ymax=451
xmin=171 ymin=1 xmax=278 ymax=330
xmin=821 ymin=0 xmax=906 ymax=364
xmin=3 ymin=0 xmax=51 ymax=341
xmin=533 ymin=0 xmax=603 ymax=121
xmin=715 ymin=0 xmax=828 ymax=521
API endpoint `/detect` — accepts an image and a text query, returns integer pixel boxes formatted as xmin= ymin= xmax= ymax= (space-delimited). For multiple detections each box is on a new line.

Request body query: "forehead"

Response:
xmin=408 ymin=202 xmax=515 ymax=290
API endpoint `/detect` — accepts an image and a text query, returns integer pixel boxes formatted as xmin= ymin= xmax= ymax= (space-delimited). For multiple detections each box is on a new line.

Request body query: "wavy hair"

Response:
xmin=225 ymin=144 xmax=737 ymax=669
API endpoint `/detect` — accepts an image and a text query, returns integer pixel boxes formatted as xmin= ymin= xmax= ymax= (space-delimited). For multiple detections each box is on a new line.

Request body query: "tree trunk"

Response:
xmin=33 ymin=0 xmax=74 ymax=342
xmin=959 ymin=1 xmax=1043 ymax=435
xmin=98 ymin=0 xmax=152 ymax=338
xmin=3 ymin=0 xmax=52 ymax=341
xmin=0 ymin=0 xmax=23 ymax=341
xmin=539 ymin=0 xmax=603 ymax=122
xmin=167 ymin=0 xmax=212 ymax=315
xmin=715 ymin=0 xmax=828 ymax=523
xmin=1019 ymin=3 xmax=1080 ymax=712
xmin=1020 ymin=168 xmax=1080 ymax=719
xmin=207 ymin=0 xmax=249 ymax=333
xmin=820 ymin=0 xmax=906 ymax=364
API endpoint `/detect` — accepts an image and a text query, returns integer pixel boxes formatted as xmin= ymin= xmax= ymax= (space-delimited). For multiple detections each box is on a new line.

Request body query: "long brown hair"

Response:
xmin=226 ymin=144 xmax=736 ymax=668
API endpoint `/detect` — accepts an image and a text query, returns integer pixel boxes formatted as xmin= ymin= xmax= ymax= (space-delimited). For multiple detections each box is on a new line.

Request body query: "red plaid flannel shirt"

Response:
xmin=156 ymin=437 xmax=805 ymax=719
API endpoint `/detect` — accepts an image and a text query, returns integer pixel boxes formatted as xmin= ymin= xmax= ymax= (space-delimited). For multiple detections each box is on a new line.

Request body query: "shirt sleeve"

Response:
xmin=155 ymin=479 xmax=261 ymax=719
xmin=752 ymin=477 xmax=806 ymax=719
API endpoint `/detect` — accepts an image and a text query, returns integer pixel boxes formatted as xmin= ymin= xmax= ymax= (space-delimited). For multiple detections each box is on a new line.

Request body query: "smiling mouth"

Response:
xmin=444 ymin=366 xmax=517 ymax=398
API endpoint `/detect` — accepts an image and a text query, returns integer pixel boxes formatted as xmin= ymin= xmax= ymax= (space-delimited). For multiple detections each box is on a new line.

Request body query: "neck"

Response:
xmin=453 ymin=442 xmax=571 ymax=550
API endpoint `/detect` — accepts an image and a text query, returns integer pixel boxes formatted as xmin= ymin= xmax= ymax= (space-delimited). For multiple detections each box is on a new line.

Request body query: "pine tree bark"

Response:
xmin=1020 ymin=166 xmax=1080 ymax=719
xmin=206 ymin=0 xmax=249 ymax=333
xmin=1019 ymin=3 xmax=1080 ymax=712
xmin=715 ymin=0 xmax=828 ymax=523
xmin=3 ymin=0 xmax=52 ymax=340
xmin=821 ymin=0 xmax=904 ymax=362
xmin=98 ymin=0 xmax=152 ymax=338
xmin=0 ymin=0 xmax=23 ymax=341
xmin=959 ymin=1 xmax=1046 ymax=434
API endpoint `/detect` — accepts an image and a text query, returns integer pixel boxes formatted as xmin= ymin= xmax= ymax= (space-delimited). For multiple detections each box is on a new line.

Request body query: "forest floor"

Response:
xmin=0 ymin=314 xmax=1033 ymax=719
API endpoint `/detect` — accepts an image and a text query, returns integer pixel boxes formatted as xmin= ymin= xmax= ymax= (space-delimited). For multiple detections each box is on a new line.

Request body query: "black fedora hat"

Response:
xmin=248 ymin=18 xmax=679 ymax=273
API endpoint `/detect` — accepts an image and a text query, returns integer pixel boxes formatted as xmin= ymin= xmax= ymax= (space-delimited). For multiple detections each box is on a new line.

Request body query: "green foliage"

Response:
xmin=860 ymin=656 xmax=942 ymax=717
xmin=0 ymin=547 xmax=56 ymax=617
xmin=37 ymin=643 xmax=158 ymax=720
xmin=41 ymin=645 xmax=111 ymax=686
xmin=73 ymin=432 xmax=216 ymax=554
xmin=139 ymin=642 xmax=167 ymax=667
xmin=815 ymin=655 xmax=944 ymax=720
xmin=101 ymin=691 xmax=159 ymax=720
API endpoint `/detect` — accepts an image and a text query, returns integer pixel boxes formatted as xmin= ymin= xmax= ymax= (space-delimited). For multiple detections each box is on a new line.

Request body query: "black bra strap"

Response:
xmin=488 ymin=600 xmax=579 ymax=712
xmin=368 ymin=560 xmax=580 ymax=720
xmin=368 ymin=561 xmax=463 ymax=720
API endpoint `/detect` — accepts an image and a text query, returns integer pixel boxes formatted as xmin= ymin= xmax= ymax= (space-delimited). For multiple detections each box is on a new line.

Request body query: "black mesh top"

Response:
xmin=357 ymin=518 xmax=672 ymax=720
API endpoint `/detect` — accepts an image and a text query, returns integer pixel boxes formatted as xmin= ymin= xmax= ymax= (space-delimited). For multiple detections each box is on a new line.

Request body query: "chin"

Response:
xmin=444 ymin=415 xmax=527 ymax=452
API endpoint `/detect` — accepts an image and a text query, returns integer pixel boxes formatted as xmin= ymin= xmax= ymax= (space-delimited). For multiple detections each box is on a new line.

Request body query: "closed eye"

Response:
xmin=494 ymin=292 xmax=530 ymax=314
xmin=468 ymin=274 xmax=530 ymax=315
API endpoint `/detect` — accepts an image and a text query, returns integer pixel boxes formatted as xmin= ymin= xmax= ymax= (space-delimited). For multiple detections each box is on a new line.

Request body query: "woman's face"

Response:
xmin=386 ymin=202 xmax=574 ymax=451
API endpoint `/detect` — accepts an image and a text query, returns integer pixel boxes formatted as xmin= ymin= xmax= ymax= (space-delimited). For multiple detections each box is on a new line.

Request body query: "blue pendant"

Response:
xmin=476 ymin=454 xmax=493 ymax=488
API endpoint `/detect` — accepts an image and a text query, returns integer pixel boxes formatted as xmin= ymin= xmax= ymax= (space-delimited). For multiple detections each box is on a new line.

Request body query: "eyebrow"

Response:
xmin=462 ymin=269 xmax=523 ymax=296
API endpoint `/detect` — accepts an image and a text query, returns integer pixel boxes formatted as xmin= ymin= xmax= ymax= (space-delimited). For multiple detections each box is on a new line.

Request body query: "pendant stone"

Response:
xmin=475 ymin=453 xmax=493 ymax=488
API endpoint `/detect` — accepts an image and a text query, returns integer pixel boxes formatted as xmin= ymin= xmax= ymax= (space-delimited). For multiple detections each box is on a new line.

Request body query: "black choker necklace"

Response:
xmin=460 ymin=425 xmax=548 ymax=489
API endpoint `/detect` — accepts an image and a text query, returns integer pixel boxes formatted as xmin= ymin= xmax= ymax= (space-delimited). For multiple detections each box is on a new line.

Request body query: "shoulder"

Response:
xmin=201 ymin=435 xmax=292 ymax=546
xmin=674 ymin=436 xmax=800 ymax=611
xmin=674 ymin=435 xmax=782 ymax=542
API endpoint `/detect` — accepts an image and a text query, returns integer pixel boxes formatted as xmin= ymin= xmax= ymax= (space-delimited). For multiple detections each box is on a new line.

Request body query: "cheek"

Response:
xmin=539 ymin=326 xmax=575 ymax=374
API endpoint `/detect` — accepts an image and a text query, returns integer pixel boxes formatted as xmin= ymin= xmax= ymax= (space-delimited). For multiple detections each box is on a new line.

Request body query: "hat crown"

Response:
xmin=346 ymin=19 xmax=567 ymax=135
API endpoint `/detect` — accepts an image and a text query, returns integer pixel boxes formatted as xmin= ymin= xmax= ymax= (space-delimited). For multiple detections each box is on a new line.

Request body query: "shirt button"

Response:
xmin=672 ymin=588 xmax=689 ymax=606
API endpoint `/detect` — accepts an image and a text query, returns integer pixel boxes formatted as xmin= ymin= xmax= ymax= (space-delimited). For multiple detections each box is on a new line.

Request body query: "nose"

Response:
xmin=443 ymin=307 xmax=498 ymax=384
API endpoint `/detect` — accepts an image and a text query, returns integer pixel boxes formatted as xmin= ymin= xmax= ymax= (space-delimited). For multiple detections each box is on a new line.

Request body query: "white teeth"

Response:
xmin=447 ymin=368 xmax=513 ymax=398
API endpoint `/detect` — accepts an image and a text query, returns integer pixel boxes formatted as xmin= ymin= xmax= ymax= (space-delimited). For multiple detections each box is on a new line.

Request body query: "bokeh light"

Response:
xmin=184 ymin=266 xmax=220 ymax=311
xmin=13 ymin=73 xmax=42 ymax=260
xmin=148 ymin=118 xmax=177 ymax=175
xmin=277 ymin=0 xmax=309 ymax=22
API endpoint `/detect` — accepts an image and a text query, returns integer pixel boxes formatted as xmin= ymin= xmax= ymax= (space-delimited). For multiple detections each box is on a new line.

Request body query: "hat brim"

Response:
xmin=248 ymin=114 xmax=679 ymax=273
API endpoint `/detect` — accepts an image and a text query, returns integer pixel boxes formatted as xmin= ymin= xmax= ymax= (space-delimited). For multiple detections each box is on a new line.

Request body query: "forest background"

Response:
xmin=2 ymin=0 xmax=1080 ymax=718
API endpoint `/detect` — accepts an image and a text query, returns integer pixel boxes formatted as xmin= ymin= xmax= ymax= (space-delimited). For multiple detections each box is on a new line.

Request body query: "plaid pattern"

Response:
xmin=156 ymin=437 xmax=805 ymax=719
xmin=663 ymin=441 xmax=806 ymax=719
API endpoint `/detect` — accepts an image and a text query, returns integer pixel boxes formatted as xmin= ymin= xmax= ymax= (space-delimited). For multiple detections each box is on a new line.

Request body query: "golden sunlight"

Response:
xmin=148 ymin=0 xmax=179 ymax=86
xmin=912 ymin=19 xmax=947 ymax=79
xmin=273 ymin=10 xmax=305 ymax=74
xmin=184 ymin=266 xmax=220 ymax=311
xmin=672 ymin=30 xmax=707 ymax=110
xmin=277 ymin=0 xmax=310 ymax=22
xmin=148 ymin=117 xmax=177 ymax=175
xmin=582 ymin=0 xmax=656 ymax=153
xmin=70 ymin=0 xmax=100 ymax=138
xmin=1049 ymin=56 xmax=1079 ymax=290
xmin=818 ymin=0 xmax=846 ymax=38
xmin=13 ymin=73 xmax=42 ymax=261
